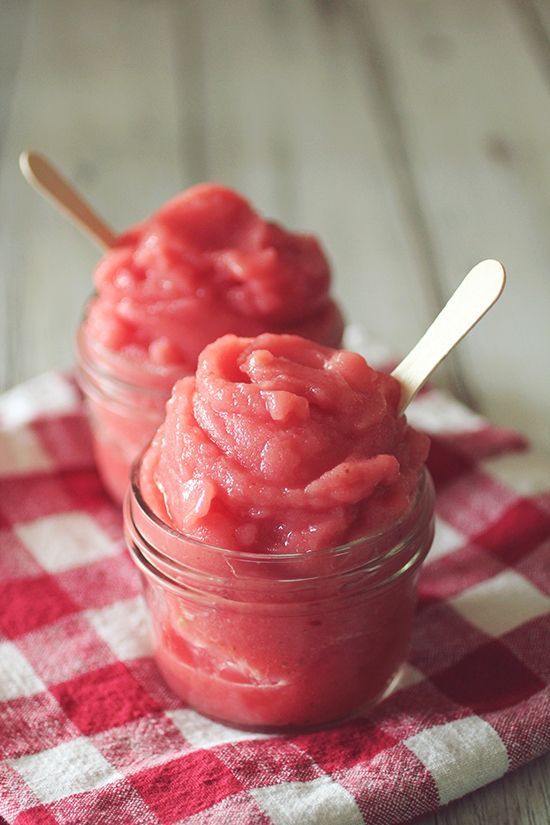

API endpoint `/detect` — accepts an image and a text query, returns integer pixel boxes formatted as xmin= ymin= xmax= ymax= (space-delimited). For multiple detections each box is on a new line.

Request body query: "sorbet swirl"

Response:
xmin=84 ymin=185 xmax=343 ymax=372
xmin=141 ymin=333 xmax=430 ymax=553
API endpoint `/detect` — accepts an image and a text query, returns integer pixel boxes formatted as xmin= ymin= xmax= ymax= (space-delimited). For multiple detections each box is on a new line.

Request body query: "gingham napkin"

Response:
xmin=0 ymin=348 xmax=549 ymax=824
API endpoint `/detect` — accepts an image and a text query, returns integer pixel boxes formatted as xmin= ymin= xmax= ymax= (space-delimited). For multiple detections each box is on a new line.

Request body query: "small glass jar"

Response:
xmin=76 ymin=321 xmax=185 ymax=503
xmin=124 ymin=462 xmax=435 ymax=731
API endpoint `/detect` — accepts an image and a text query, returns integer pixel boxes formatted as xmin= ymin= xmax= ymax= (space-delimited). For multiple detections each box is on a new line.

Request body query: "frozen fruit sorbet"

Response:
xmin=85 ymin=184 xmax=343 ymax=371
xmin=141 ymin=333 xmax=430 ymax=553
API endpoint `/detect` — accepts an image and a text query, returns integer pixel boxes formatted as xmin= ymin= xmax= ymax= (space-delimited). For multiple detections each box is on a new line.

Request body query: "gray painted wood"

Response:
xmin=0 ymin=0 xmax=29 ymax=389
xmin=358 ymin=0 xmax=550 ymax=450
xmin=0 ymin=1 xmax=548 ymax=823
xmin=0 ymin=0 xmax=183 ymax=385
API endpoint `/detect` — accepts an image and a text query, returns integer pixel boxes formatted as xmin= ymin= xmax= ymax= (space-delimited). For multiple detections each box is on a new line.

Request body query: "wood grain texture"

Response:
xmin=358 ymin=0 xmax=550 ymax=450
xmin=509 ymin=0 xmax=550 ymax=81
xmin=0 ymin=0 xmax=29 ymax=388
xmin=0 ymin=1 xmax=549 ymax=823
xmin=0 ymin=0 xmax=183 ymax=384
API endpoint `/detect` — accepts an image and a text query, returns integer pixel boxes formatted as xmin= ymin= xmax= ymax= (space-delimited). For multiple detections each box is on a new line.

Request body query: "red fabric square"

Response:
xmin=517 ymin=539 xmax=550 ymax=595
xmin=217 ymin=739 xmax=321 ymax=787
xmin=32 ymin=415 xmax=94 ymax=473
xmin=0 ymin=576 xmax=77 ymax=638
xmin=131 ymin=752 xmax=243 ymax=823
xmin=49 ymin=780 xmax=159 ymax=825
xmin=371 ymin=679 xmax=466 ymax=741
xmin=411 ymin=601 xmax=489 ymax=675
xmin=336 ymin=743 xmax=438 ymax=824
xmin=292 ymin=720 xmax=397 ymax=772
xmin=483 ymin=689 xmax=550 ymax=770
xmin=502 ymin=614 xmax=550 ymax=683
xmin=0 ymin=693 xmax=76 ymax=759
xmin=0 ymin=476 xmax=75 ymax=525
xmin=472 ymin=499 xmax=550 ymax=565
xmin=92 ymin=714 xmax=189 ymax=772
xmin=0 ymin=529 xmax=41 ymax=582
xmin=56 ymin=553 xmax=140 ymax=610
xmin=418 ymin=543 xmax=505 ymax=604
xmin=426 ymin=438 xmax=473 ymax=488
xmin=432 ymin=640 xmax=546 ymax=714
xmin=82 ymin=502 xmax=124 ymax=544
xmin=50 ymin=662 xmax=161 ymax=735
xmin=57 ymin=469 xmax=111 ymax=511
xmin=14 ymin=808 xmax=58 ymax=825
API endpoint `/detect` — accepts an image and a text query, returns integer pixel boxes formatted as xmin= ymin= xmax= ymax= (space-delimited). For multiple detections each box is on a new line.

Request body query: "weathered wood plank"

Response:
xmin=529 ymin=0 xmax=550 ymax=36
xmin=0 ymin=0 xmax=30 ymax=388
xmin=509 ymin=0 xmax=550 ymax=82
xmin=357 ymin=0 xmax=550 ymax=449
xmin=0 ymin=2 xmax=29 ymax=161
xmin=0 ymin=0 xmax=183 ymax=387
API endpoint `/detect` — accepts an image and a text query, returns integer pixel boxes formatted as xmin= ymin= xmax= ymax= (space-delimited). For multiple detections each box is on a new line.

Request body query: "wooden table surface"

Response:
xmin=1 ymin=1 xmax=549 ymax=822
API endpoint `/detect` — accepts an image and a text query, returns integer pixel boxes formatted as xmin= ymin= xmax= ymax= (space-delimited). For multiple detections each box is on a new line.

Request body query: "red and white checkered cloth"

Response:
xmin=0 ymin=347 xmax=549 ymax=824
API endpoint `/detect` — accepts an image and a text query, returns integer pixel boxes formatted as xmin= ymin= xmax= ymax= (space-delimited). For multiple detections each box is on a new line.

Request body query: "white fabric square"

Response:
xmin=0 ymin=426 xmax=52 ymax=476
xmin=0 ymin=372 xmax=80 ymax=427
xmin=450 ymin=569 xmax=550 ymax=636
xmin=9 ymin=737 xmax=121 ymax=803
xmin=405 ymin=716 xmax=508 ymax=804
xmin=427 ymin=517 xmax=465 ymax=563
xmin=15 ymin=511 xmax=116 ymax=572
xmin=252 ymin=776 xmax=364 ymax=825
xmin=0 ymin=642 xmax=45 ymax=701
xmin=482 ymin=451 xmax=550 ymax=496
xmin=405 ymin=391 xmax=485 ymax=434
xmin=86 ymin=596 xmax=152 ymax=660
xmin=168 ymin=708 xmax=272 ymax=749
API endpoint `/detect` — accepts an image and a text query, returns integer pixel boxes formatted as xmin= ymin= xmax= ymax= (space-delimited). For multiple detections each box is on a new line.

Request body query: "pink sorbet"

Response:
xmin=140 ymin=333 xmax=430 ymax=553
xmin=84 ymin=184 xmax=344 ymax=372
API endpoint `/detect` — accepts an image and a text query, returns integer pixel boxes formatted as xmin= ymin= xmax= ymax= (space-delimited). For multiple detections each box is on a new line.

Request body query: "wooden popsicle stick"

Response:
xmin=392 ymin=259 xmax=506 ymax=414
xmin=19 ymin=151 xmax=117 ymax=251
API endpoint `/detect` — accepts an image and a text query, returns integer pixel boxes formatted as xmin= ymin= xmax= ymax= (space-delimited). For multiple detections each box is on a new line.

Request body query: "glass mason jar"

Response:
xmin=124 ymin=462 xmax=435 ymax=731
xmin=75 ymin=321 xmax=185 ymax=503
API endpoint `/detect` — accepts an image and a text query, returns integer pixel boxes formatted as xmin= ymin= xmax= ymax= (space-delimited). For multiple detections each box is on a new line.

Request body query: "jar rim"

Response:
xmin=129 ymin=455 xmax=433 ymax=565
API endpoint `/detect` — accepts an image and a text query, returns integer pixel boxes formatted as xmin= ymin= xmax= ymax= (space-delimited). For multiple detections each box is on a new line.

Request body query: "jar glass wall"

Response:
xmin=75 ymin=322 xmax=185 ymax=502
xmin=124 ymin=463 xmax=435 ymax=731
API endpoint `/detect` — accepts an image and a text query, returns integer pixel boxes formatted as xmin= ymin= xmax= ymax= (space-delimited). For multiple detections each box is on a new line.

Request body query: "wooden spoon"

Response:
xmin=19 ymin=151 xmax=116 ymax=251
xmin=392 ymin=259 xmax=506 ymax=414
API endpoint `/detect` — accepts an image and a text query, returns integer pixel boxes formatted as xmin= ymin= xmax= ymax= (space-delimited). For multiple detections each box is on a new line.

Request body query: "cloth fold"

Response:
xmin=0 ymin=354 xmax=548 ymax=824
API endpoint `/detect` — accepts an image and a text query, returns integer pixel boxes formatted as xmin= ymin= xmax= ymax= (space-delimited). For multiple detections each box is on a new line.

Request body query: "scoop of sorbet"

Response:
xmin=140 ymin=334 xmax=430 ymax=553
xmin=85 ymin=184 xmax=343 ymax=370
